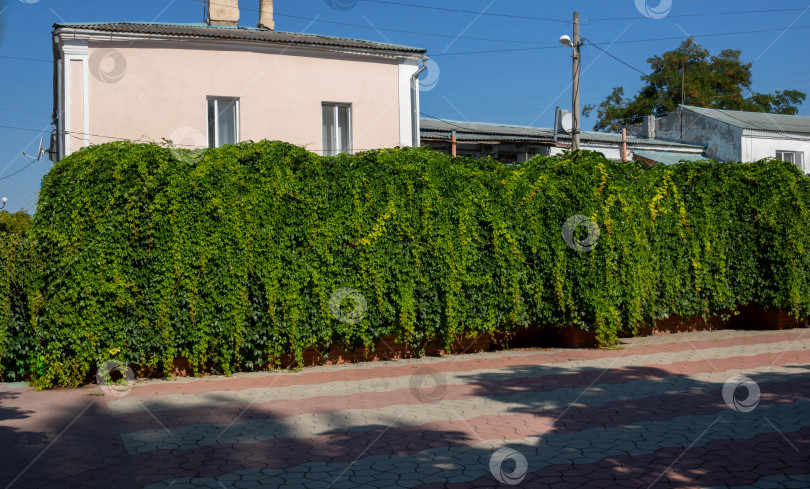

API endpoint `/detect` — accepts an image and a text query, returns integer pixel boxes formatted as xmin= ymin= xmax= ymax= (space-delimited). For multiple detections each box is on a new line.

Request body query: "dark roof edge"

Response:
xmin=52 ymin=22 xmax=427 ymax=55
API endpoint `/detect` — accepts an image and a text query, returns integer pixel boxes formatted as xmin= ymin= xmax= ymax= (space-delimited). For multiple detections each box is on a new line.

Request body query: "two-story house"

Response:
xmin=51 ymin=0 xmax=427 ymax=161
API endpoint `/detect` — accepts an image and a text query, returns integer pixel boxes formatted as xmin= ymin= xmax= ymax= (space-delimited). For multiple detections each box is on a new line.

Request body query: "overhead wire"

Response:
xmin=196 ymin=0 xmax=570 ymax=23
xmin=419 ymin=112 xmax=488 ymax=132
xmin=0 ymin=161 xmax=39 ymax=182
xmin=191 ymin=0 xmax=810 ymax=53
xmin=0 ymin=107 xmax=50 ymax=116
xmin=586 ymin=7 xmax=810 ymax=22
xmin=272 ymin=12 xmax=554 ymax=44
xmin=188 ymin=0 xmax=554 ymax=44
xmin=585 ymin=39 xmax=648 ymax=76
xmin=345 ymin=2 xmax=809 ymax=24
xmin=0 ymin=54 xmax=50 ymax=63
xmin=0 ymin=125 xmax=51 ymax=133
xmin=357 ymin=0 xmax=572 ymax=23
xmin=436 ymin=25 xmax=810 ymax=56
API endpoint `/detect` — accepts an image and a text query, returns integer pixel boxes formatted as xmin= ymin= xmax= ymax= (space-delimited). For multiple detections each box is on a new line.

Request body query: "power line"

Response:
xmin=357 ymin=0 xmax=571 ymax=23
xmin=424 ymin=66 xmax=810 ymax=111
xmin=0 ymin=54 xmax=50 ymax=63
xmin=0 ymin=124 xmax=204 ymax=148
xmin=436 ymin=24 xmax=810 ymax=56
xmin=198 ymin=0 xmax=570 ymax=23
xmin=273 ymin=12 xmax=553 ymax=44
xmin=0 ymin=125 xmax=50 ymax=133
xmin=188 ymin=0 xmax=552 ymax=45
xmin=0 ymin=161 xmax=38 ymax=182
xmin=358 ymin=2 xmax=808 ymax=24
xmin=0 ymin=119 xmax=47 ymax=127
xmin=0 ymin=124 xmax=413 ymax=163
xmin=50 ymin=2 xmax=810 ymax=57
xmin=432 ymin=45 xmax=558 ymax=57
xmin=585 ymin=39 xmax=647 ymax=76
xmin=0 ymin=107 xmax=49 ymax=116
xmin=419 ymin=112 xmax=482 ymax=132
xmin=587 ymin=7 xmax=810 ymax=22
xmin=611 ymin=24 xmax=810 ymax=45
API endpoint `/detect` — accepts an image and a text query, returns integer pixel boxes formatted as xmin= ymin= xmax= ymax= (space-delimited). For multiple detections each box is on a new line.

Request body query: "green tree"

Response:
xmin=583 ymin=38 xmax=806 ymax=132
xmin=0 ymin=210 xmax=33 ymax=235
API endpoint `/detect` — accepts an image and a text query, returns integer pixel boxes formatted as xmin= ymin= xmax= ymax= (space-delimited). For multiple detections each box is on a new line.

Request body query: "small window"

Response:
xmin=322 ymin=103 xmax=352 ymax=155
xmin=207 ymin=98 xmax=240 ymax=148
xmin=776 ymin=150 xmax=797 ymax=165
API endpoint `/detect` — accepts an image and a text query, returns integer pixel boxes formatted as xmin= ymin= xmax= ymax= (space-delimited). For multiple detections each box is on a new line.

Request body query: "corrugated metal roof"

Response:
xmin=53 ymin=22 xmax=426 ymax=54
xmin=421 ymin=119 xmax=554 ymax=141
xmin=420 ymin=118 xmax=705 ymax=149
xmin=682 ymin=105 xmax=810 ymax=133
xmin=633 ymin=150 xmax=711 ymax=166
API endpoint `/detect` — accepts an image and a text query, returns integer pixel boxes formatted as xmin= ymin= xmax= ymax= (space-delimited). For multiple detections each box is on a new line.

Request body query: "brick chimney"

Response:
xmin=208 ymin=0 xmax=240 ymax=26
xmin=258 ymin=0 xmax=275 ymax=30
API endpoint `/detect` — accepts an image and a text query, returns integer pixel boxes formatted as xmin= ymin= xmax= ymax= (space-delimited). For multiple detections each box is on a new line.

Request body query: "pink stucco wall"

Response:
xmin=81 ymin=40 xmax=403 ymax=154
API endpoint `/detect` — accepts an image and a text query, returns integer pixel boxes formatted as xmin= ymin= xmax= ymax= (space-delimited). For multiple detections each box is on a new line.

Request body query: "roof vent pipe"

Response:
xmin=258 ymin=0 xmax=275 ymax=30
xmin=208 ymin=0 xmax=240 ymax=26
xmin=644 ymin=114 xmax=656 ymax=139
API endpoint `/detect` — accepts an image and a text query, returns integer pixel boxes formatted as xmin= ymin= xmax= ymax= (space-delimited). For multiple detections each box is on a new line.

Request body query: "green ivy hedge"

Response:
xmin=2 ymin=140 xmax=809 ymax=388
xmin=0 ymin=228 xmax=38 ymax=382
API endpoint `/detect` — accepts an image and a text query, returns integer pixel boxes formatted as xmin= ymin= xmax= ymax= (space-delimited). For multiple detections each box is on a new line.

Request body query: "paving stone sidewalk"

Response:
xmin=1 ymin=328 xmax=809 ymax=488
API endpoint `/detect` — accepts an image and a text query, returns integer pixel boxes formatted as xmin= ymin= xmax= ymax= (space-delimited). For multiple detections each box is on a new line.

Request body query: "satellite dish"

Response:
xmin=561 ymin=113 xmax=573 ymax=133
xmin=22 ymin=137 xmax=48 ymax=161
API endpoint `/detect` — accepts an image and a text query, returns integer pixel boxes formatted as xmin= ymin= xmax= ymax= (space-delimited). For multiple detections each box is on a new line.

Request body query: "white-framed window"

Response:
xmin=207 ymin=97 xmax=240 ymax=148
xmin=322 ymin=103 xmax=352 ymax=155
xmin=776 ymin=150 xmax=804 ymax=170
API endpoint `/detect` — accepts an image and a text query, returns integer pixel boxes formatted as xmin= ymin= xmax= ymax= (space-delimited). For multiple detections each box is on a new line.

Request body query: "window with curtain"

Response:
xmin=322 ymin=103 xmax=352 ymax=155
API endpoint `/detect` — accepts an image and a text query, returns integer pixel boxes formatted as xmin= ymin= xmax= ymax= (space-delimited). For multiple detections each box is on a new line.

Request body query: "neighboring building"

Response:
xmin=421 ymin=118 xmax=707 ymax=164
xmin=51 ymin=0 xmax=427 ymax=162
xmin=629 ymin=105 xmax=810 ymax=172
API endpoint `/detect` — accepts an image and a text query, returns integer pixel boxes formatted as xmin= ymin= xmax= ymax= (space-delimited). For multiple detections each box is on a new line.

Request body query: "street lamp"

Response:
xmin=560 ymin=12 xmax=584 ymax=151
xmin=0 ymin=197 xmax=6 ymax=210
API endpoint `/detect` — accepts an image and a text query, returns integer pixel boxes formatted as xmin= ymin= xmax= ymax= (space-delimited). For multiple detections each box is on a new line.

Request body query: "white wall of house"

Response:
xmin=398 ymin=58 xmax=419 ymax=148
xmin=741 ymin=131 xmax=810 ymax=173
xmin=549 ymin=142 xmax=623 ymax=160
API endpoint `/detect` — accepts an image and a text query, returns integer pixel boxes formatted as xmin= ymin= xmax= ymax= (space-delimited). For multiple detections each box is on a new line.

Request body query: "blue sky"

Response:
xmin=0 ymin=0 xmax=809 ymax=212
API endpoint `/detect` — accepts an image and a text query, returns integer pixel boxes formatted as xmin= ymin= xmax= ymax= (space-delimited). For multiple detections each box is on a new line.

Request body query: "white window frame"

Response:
xmin=322 ymin=102 xmax=352 ymax=155
xmin=207 ymin=97 xmax=240 ymax=148
xmin=776 ymin=150 xmax=804 ymax=167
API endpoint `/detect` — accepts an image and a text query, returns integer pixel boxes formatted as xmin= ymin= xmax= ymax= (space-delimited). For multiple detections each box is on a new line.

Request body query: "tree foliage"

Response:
xmin=583 ymin=38 xmax=806 ymax=132
xmin=0 ymin=210 xmax=33 ymax=235
xmin=1 ymin=141 xmax=809 ymax=388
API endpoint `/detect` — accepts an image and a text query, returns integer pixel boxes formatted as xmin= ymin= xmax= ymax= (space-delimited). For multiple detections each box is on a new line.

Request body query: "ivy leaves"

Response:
xmin=1 ymin=141 xmax=809 ymax=387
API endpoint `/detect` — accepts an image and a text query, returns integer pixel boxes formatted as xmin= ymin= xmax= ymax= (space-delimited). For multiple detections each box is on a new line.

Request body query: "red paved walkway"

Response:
xmin=1 ymin=328 xmax=808 ymax=488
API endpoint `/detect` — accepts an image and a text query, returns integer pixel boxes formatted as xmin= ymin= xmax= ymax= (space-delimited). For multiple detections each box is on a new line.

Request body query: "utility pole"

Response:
xmin=559 ymin=11 xmax=584 ymax=150
xmin=571 ymin=11 xmax=581 ymax=151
